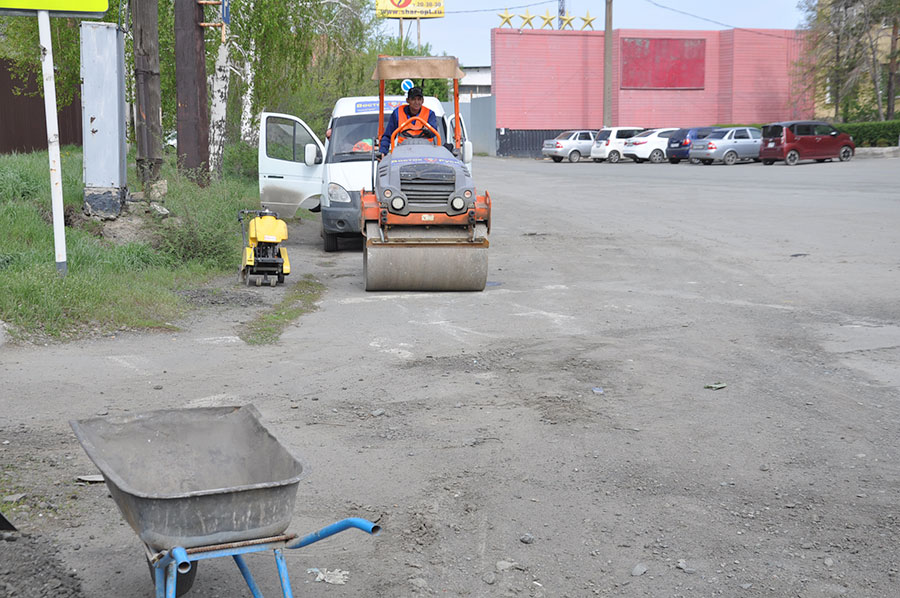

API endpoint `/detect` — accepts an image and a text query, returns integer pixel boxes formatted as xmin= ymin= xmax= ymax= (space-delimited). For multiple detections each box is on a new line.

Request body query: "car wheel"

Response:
xmin=607 ymin=150 xmax=620 ymax=164
xmin=323 ymin=232 xmax=338 ymax=252
xmin=668 ymin=158 xmax=680 ymax=164
xmin=633 ymin=157 xmax=644 ymax=163
xmin=763 ymin=160 xmax=774 ymax=165
xmin=785 ymin=149 xmax=799 ymax=166
xmin=551 ymin=156 xmax=563 ymax=163
xmin=701 ymin=159 xmax=713 ymax=165
xmin=723 ymin=151 xmax=738 ymax=166
xmin=649 ymin=149 xmax=665 ymax=163
xmin=839 ymin=145 xmax=853 ymax=162
xmin=568 ymin=150 xmax=581 ymax=163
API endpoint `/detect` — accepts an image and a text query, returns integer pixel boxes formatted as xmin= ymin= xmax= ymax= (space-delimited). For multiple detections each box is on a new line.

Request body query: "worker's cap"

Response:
xmin=407 ymin=86 xmax=424 ymax=99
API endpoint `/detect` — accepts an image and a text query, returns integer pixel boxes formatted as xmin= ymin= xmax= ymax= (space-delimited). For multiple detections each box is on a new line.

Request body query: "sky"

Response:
xmin=384 ymin=0 xmax=807 ymax=67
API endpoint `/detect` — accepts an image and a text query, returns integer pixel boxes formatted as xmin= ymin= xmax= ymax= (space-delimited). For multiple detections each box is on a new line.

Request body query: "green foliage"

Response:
xmin=837 ymin=119 xmax=900 ymax=146
xmin=222 ymin=140 xmax=259 ymax=180
xmin=238 ymin=275 xmax=324 ymax=344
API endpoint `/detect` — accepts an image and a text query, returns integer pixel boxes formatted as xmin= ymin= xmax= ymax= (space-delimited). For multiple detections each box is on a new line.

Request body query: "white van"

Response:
xmin=259 ymin=96 xmax=469 ymax=251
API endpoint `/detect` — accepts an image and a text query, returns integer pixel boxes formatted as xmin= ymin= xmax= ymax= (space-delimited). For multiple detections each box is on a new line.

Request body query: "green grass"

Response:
xmin=238 ymin=275 xmax=325 ymax=345
xmin=0 ymin=146 xmax=275 ymax=341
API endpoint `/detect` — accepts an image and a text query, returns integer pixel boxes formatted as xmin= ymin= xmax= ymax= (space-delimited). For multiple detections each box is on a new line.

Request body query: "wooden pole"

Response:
xmin=174 ymin=0 xmax=210 ymax=184
xmin=133 ymin=0 xmax=163 ymax=185
xmin=603 ymin=0 xmax=612 ymax=127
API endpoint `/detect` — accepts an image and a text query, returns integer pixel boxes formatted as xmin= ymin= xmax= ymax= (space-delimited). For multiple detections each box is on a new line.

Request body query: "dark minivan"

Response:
xmin=759 ymin=121 xmax=855 ymax=165
xmin=666 ymin=127 xmax=716 ymax=164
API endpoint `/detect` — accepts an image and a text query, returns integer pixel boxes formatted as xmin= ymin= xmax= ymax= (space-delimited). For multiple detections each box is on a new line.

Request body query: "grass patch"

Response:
xmin=0 ymin=146 xmax=264 ymax=341
xmin=238 ymin=275 xmax=325 ymax=344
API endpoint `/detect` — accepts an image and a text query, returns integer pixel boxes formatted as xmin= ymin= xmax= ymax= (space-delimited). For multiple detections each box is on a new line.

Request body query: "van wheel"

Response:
xmin=723 ymin=151 xmax=738 ymax=166
xmin=785 ymin=150 xmax=800 ymax=166
xmin=568 ymin=151 xmax=581 ymax=163
xmin=668 ymin=158 xmax=680 ymax=164
xmin=607 ymin=150 xmax=621 ymax=164
xmin=839 ymin=145 xmax=853 ymax=162
xmin=323 ymin=232 xmax=338 ymax=252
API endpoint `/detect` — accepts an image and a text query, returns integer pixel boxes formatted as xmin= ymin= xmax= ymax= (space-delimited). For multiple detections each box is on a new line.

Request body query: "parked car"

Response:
xmin=666 ymin=127 xmax=716 ymax=164
xmin=622 ymin=128 xmax=679 ymax=163
xmin=589 ymin=126 xmax=645 ymax=163
xmin=759 ymin=121 xmax=855 ymax=165
xmin=688 ymin=127 xmax=762 ymax=165
xmin=542 ymin=130 xmax=595 ymax=163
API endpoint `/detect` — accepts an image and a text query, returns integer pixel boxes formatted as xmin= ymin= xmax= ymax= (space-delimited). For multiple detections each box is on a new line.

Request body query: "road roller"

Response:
xmin=361 ymin=56 xmax=491 ymax=291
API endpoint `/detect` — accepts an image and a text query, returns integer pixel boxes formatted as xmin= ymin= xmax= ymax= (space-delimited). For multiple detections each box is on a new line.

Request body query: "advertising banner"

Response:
xmin=376 ymin=0 xmax=444 ymax=19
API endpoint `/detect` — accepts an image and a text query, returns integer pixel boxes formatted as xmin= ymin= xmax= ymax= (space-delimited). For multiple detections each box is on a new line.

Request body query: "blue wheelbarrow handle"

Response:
xmin=286 ymin=517 xmax=381 ymax=549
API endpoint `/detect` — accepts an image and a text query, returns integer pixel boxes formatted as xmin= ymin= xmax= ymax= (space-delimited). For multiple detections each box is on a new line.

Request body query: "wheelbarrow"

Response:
xmin=70 ymin=405 xmax=380 ymax=597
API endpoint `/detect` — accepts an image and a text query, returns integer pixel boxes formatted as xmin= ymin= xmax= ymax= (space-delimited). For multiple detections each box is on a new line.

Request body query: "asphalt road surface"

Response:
xmin=2 ymin=155 xmax=899 ymax=597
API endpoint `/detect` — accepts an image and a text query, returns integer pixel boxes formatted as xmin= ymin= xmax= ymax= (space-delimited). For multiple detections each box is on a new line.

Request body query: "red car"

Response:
xmin=759 ymin=121 xmax=855 ymax=166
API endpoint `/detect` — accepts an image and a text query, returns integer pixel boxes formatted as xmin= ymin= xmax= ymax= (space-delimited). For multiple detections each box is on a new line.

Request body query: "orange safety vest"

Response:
xmin=397 ymin=105 xmax=432 ymax=139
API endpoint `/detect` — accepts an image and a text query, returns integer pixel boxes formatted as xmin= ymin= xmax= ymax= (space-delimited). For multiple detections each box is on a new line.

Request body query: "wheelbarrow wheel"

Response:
xmin=146 ymin=556 xmax=198 ymax=597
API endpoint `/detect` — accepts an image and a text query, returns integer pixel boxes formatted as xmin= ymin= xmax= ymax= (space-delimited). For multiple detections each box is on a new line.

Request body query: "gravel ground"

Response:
xmin=0 ymin=531 xmax=84 ymax=597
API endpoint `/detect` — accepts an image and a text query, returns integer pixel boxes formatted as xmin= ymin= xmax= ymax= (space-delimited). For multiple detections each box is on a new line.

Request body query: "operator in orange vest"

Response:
xmin=378 ymin=86 xmax=439 ymax=158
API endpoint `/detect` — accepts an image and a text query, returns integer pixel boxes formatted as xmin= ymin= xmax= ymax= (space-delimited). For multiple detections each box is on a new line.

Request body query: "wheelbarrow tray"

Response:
xmin=70 ymin=405 xmax=305 ymax=551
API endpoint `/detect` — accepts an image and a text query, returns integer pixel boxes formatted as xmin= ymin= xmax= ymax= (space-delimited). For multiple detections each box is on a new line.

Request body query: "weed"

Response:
xmin=238 ymin=275 xmax=325 ymax=344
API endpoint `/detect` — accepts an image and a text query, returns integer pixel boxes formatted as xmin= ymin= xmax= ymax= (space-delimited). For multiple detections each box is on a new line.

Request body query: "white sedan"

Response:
xmin=622 ymin=128 xmax=679 ymax=163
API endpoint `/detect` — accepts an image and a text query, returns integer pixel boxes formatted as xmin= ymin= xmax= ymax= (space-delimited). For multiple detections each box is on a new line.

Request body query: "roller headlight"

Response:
xmin=327 ymin=183 xmax=351 ymax=203
xmin=450 ymin=197 xmax=465 ymax=211
xmin=390 ymin=196 xmax=405 ymax=211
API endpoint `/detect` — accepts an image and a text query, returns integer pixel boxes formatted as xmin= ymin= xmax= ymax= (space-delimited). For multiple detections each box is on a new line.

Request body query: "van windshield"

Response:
xmin=328 ymin=113 xmax=448 ymax=162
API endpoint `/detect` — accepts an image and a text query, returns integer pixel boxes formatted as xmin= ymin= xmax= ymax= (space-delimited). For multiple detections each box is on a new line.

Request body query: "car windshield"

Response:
xmin=595 ymin=130 xmax=611 ymax=141
xmin=327 ymin=113 xmax=446 ymax=163
xmin=762 ymin=125 xmax=783 ymax=138
xmin=634 ymin=130 xmax=653 ymax=138
xmin=707 ymin=130 xmax=727 ymax=139
xmin=555 ymin=131 xmax=575 ymax=140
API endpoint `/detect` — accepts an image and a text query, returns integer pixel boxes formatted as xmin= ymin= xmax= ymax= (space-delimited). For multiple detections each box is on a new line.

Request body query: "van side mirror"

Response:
xmin=462 ymin=141 xmax=473 ymax=164
xmin=304 ymin=143 xmax=321 ymax=167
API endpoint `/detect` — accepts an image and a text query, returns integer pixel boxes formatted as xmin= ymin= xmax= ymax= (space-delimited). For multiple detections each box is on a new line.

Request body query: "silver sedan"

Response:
xmin=542 ymin=130 xmax=596 ymax=163
xmin=688 ymin=127 xmax=762 ymax=165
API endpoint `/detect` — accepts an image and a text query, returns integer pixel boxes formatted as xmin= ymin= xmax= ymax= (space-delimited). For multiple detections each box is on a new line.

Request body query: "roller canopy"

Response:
xmin=372 ymin=56 xmax=465 ymax=81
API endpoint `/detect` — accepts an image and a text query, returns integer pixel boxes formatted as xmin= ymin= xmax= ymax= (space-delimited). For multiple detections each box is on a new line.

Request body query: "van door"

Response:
xmin=258 ymin=112 xmax=325 ymax=218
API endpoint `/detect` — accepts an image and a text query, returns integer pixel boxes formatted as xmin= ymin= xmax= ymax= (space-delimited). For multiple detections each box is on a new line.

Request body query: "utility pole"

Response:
xmin=558 ymin=0 xmax=564 ymax=29
xmin=133 ymin=0 xmax=163 ymax=185
xmin=603 ymin=0 xmax=612 ymax=127
xmin=887 ymin=17 xmax=898 ymax=121
xmin=175 ymin=0 xmax=210 ymax=184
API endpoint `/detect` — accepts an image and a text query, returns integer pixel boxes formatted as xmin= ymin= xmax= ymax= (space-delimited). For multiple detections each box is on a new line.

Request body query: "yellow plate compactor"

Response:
xmin=239 ymin=209 xmax=290 ymax=287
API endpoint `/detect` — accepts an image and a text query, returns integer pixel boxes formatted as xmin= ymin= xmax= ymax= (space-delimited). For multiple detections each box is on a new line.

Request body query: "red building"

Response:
xmin=491 ymin=27 xmax=811 ymax=156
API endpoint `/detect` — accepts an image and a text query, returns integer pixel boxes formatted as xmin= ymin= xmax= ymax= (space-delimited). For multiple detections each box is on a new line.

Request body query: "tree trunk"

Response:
xmin=240 ymin=38 xmax=257 ymax=145
xmin=887 ymin=18 xmax=898 ymax=121
xmin=209 ymin=39 xmax=230 ymax=180
xmin=133 ymin=0 xmax=163 ymax=186
xmin=174 ymin=0 xmax=210 ymax=184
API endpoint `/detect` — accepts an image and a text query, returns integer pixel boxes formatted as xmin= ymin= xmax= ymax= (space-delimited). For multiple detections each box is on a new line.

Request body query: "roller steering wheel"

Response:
xmin=390 ymin=116 xmax=442 ymax=152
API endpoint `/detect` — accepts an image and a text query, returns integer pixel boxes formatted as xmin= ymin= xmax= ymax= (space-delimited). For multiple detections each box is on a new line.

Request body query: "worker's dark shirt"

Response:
xmin=379 ymin=104 xmax=439 ymax=154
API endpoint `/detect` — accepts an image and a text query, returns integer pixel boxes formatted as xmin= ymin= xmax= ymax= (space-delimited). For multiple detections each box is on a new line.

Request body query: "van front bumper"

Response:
xmin=322 ymin=191 xmax=362 ymax=235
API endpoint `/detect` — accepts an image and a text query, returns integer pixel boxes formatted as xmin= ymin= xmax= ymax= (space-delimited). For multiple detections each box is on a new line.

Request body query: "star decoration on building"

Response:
xmin=559 ymin=11 xmax=576 ymax=30
xmin=519 ymin=9 xmax=536 ymax=29
xmin=498 ymin=8 xmax=515 ymax=28
xmin=539 ymin=9 xmax=555 ymax=29
xmin=581 ymin=10 xmax=596 ymax=31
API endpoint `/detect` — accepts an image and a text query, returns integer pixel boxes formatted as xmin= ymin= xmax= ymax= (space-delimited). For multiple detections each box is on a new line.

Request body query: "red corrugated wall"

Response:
xmin=492 ymin=27 xmax=812 ymax=130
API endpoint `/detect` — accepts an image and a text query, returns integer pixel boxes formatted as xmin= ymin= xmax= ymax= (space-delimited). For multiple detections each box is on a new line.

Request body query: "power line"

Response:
xmin=445 ymin=1 xmax=555 ymax=15
xmin=642 ymin=0 xmax=800 ymax=40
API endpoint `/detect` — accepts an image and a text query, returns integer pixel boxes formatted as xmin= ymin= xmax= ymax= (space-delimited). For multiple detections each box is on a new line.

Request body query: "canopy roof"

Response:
xmin=371 ymin=56 xmax=464 ymax=81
